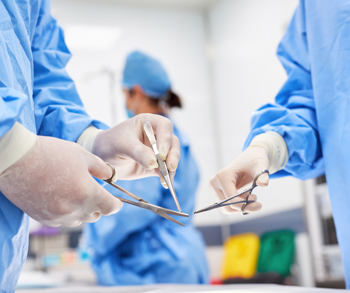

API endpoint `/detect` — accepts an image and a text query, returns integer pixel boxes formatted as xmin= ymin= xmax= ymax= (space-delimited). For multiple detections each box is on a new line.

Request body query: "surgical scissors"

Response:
xmin=143 ymin=121 xmax=182 ymax=213
xmin=104 ymin=163 xmax=188 ymax=226
xmin=194 ymin=170 xmax=269 ymax=216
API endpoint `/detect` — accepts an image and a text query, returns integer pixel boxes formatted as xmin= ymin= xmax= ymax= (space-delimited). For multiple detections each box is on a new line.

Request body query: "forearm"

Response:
xmin=243 ymin=103 xmax=323 ymax=179
xmin=32 ymin=3 xmax=108 ymax=142
xmin=0 ymin=123 xmax=37 ymax=178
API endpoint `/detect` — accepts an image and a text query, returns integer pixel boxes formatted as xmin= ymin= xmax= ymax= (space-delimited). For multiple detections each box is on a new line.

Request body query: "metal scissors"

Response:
xmin=194 ymin=170 xmax=269 ymax=216
xmin=104 ymin=163 xmax=188 ymax=226
xmin=143 ymin=121 xmax=182 ymax=213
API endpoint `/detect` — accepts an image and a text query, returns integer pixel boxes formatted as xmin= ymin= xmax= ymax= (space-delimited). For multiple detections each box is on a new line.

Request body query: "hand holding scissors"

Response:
xmin=195 ymin=170 xmax=269 ymax=215
xmin=103 ymin=121 xmax=186 ymax=226
xmin=202 ymin=145 xmax=271 ymax=215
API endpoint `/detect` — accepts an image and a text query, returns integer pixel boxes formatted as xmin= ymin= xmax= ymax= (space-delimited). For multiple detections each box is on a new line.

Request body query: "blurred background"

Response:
xmin=18 ymin=0 xmax=344 ymax=290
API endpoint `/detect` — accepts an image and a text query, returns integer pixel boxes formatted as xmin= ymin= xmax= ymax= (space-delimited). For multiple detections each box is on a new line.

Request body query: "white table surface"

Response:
xmin=15 ymin=284 xmax=348 ymax=293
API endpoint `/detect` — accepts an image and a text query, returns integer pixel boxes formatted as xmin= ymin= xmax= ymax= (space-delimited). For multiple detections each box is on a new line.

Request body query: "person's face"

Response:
xmin=123 ymin=88 xmax=135 ymax=111
xmin=123 ymin=86 xmax=149 ymax=115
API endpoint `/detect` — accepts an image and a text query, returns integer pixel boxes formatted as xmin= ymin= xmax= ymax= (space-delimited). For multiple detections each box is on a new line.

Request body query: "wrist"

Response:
xmin=76 ymin=126 xmax=103 ymax=153
xmin=0 ymin=122 xmax=37 ymax=178
xmin=249 ymin=131 xmax=288 ymax=174
xmin=90 ymin=128 xmax=115 ymax=162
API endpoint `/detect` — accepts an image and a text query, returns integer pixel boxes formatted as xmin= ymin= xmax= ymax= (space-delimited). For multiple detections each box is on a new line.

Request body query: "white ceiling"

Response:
xmin=59 ymin=0 xmax=220 ymax=10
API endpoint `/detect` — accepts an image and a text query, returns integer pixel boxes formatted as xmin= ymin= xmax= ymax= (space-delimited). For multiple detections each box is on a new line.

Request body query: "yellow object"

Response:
xmin=221 ymin=233 xmax=260 ymax=279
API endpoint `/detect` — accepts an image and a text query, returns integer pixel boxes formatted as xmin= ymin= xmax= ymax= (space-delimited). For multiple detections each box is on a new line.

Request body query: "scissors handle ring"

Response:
xmin=241 ymin=170 xmax=269 ymax=215
xmin=105 ymin=162 xmax=118 ymax=183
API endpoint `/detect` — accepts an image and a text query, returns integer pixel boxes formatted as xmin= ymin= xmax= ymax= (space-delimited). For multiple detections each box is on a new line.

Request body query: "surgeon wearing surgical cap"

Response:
xmin=83 ymin=51 xmax=209 ymax=285
xmin=0 ymin=2 xmax=181 ymax=291
xmin=208 ymin=0 xmax=350 ymax=288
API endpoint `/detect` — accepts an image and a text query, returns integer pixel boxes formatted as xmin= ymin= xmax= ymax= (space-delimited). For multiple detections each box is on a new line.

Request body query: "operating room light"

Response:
xmin=64 ymin=24 xmax=123 ymax=51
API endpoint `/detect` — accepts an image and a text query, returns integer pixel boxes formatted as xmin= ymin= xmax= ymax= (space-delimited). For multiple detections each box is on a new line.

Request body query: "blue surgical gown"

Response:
xmin=83 ymin=123 xmax=209 ymax=285
xmin=243 ymin=0 xmax=350 ymax=287
xmin=0 ymin=1 xmax=107 ymax=291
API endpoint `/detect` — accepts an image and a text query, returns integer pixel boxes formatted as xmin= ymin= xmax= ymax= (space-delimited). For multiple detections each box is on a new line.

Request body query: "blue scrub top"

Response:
xmin=0 ymin=0 xmax=107 ymax=291
xmin=83 ymin=122 xmax=209 ymax=285
xmin=243 ymin=0 xmax=350 ymax=287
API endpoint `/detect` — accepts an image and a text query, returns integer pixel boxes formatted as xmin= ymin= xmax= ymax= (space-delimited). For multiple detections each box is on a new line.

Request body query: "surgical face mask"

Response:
xmin=125 ymin=105 xmax=135 ymax=118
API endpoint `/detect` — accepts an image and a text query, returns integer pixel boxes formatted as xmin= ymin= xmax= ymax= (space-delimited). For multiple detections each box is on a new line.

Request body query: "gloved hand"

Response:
xmin=91 ymin=114 xmax=180 ymax=184
xmin=0 ymin=136 xmax=123 ymax=227
xmin=209 ymin=131 xmax=288 ymax=214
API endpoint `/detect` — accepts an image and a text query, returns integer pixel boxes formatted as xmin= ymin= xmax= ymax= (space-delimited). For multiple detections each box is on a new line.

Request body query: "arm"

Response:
xmin=209 ymin=2 xmax=324 ymax=214
xmin=244 ymin=1 xmax=324 ymax=180
xmin=31 ymin=0 xmax=108 ymax=142
xmin=31 ymin=1 xmax=180 ymax=183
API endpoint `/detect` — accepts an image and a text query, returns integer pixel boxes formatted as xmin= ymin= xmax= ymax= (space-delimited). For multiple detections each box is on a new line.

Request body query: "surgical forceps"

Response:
xmin=104 ymin=163 xmax=188 ymax=226
xmin=194 ymin=170 xmax=269 ymax=216
xmin=143 ymin=121 xmax=182 ymax=213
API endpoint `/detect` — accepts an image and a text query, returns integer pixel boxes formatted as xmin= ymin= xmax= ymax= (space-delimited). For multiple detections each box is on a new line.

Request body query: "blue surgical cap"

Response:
xmin=122 ymin=51 xmax=171 ymax=98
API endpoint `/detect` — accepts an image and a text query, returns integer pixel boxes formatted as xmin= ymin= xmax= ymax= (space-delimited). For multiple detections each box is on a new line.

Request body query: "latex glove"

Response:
xmin=209 ymin=131 xmax=288 ymax=214
xmin=0 ymin=136 xmax=122 ymax=227
xmin=91 ymin=114 xmax=180 ymax=185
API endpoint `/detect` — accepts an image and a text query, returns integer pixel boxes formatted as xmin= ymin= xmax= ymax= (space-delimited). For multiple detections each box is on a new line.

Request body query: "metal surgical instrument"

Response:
xmin=104 ymin=163 xmax=188 ymax=226
xmin=143 ymin=121 xmax=182 ymax=213
xmin=194 ymin=170 xmax=269 ymax=216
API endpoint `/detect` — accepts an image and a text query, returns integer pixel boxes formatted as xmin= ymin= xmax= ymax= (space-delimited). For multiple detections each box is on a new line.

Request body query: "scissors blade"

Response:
xmin=106 ymin=180 xmax=188 ymax=218
xmin=157 ymin=212 xmax=185 ymax=226
xmin=163 ymin=173 xmax=182 ymax=213
xmin=155 ymin=206 xmax=188 ymax=217
xmin=106 ymin=180 xmax=145 ymax=202
xmin=138 ymin=200 xmax=189 ymax=218
xmin=133 ymin=200 xmax=187 ymax=226
xmin=156 ymin=154 xmax=182 ymax=213
xmin=104 ymin=161 xmax=187 ymax=225
xmin=112 ymin=195 xmax=187 ymax=226
xmin=194 ymin=204 xmax=218 ymax=214
xmin=194 ymin=186 xmax=255 ymax=214
xmin=143 ymin=122 xmax=183 ymax=213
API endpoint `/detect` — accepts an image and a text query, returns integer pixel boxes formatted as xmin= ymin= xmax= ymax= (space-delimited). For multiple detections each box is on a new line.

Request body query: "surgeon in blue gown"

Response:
xmin=83 ymin=51 xmax=209 ymax=285
xmin=209 ymin=0 xmax=350 ymax=288
xmin=0 ymin=3 xmax=180 ymax=292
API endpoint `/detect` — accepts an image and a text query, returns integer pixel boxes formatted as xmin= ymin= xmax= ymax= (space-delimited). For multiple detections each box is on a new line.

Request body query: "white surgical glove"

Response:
xmin=209 ymin=131 xmax=288 ymax=214
xmin=77 ymin=114 xmax=180 ymax=186
xmin=0 ymin=124 xmax=122 ymax=227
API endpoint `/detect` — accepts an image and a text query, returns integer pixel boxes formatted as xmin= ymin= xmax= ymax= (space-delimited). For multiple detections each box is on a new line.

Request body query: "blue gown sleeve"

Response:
xmin=31 ymin=0 xmax=108 ymax=141
xmin=0 ymin=0 xmax=35 ymax=138
xmin=0 ymin=89 xmax=28 ymax=137
xmin=243 ymin=1 xmax=324 ymax=180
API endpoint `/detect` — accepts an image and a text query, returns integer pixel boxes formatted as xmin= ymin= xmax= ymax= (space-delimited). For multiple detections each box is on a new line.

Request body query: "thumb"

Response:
xmin=256 ymin=172 xmax=269 ymax=187
xmin=84 ymin=152 xmax=123 ymax=215
xmin=83 ymin=150 xmax=114 ymax=180
xmin=254 ymin=161 xmax=269 ymax=187
xmin=248 ymin=145 xmax=270 ymax=187
xmin=88 ymin=177 xmax=123 ymax=216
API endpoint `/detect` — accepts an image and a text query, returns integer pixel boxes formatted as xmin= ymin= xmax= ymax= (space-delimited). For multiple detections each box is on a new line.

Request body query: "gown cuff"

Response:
xmin=0 ymin=122 xmax=37 ymax=178
xmin=76 ymin=125 xmax=103 ymax=153
xmin=249 ymin=131 xmax=289 ymax=174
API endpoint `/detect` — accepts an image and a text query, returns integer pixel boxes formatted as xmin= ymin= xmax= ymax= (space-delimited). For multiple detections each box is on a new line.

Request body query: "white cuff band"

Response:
xmin=76 ymin=126 xmax=117 ymax=181
xmin=76 ymin=126 xmax=103 ymax=153
xmin=0 ymin=122 xmax=38 ymax=178
xmin=249 ymin=131 xmax=289 ymax=174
